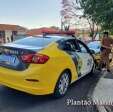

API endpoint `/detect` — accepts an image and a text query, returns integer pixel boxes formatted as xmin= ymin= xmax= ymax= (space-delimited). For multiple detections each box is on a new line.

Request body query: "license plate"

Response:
xmin=0 ymin=54 xmax=17 ymax=65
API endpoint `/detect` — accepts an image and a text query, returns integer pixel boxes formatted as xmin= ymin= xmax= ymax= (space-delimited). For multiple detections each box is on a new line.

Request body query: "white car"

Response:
xmin=87 ymin=40 xmax=112 ymax=63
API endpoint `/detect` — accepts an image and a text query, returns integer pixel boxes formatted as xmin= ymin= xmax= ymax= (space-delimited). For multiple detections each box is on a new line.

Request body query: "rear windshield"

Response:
xmin=13 ymin=37 xmax=58 ymax=47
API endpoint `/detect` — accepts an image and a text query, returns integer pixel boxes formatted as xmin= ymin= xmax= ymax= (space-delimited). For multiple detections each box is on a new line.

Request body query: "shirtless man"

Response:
xmin=99 ymin=32 xmax=113 ymax=72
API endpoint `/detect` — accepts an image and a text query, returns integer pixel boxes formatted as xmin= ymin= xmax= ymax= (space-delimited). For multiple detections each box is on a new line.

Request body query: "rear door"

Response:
xmin=60 ymin=39 xmax=82 ymax=76
xmin=59 ymin=39 xmax=94 ymax=77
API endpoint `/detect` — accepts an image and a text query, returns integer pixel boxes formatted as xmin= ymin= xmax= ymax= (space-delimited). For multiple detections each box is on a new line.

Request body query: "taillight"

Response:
xmin=21 ymin=53 xmax=49 ymax=64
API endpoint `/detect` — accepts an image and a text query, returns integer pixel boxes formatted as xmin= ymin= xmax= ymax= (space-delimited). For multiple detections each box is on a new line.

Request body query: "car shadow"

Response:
xmin=0 ymin=86 xmax=57 ymax=111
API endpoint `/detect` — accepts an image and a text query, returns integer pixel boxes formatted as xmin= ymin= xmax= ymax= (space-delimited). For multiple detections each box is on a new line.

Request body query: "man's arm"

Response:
xmin=101 ymin=45 xmax=112 ymax=49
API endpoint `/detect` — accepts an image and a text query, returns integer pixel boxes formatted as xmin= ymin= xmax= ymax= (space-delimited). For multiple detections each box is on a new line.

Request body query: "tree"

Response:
xmin=61 ymin=0 xmax=72 ymax=31
xmin=61 ymin=0 xmax=99 ymax=40
xmin=78 ymin=0 xmax=113 ymax=32
xmin=61 ymin=0 xmax=82 ymax=31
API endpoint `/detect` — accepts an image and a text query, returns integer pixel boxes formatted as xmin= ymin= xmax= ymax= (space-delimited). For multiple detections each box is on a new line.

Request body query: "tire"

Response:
xmin=54 ymin=71 xmax=71 ymax=98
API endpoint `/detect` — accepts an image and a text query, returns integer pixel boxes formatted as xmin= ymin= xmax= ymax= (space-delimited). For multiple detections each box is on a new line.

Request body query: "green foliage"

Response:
xmin=77 ymin=0 xmax=113 ymax=31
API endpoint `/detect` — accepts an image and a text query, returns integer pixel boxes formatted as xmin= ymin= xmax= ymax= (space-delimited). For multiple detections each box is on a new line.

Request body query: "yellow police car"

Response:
xmin=0 ymin=34 xmax=95 ymax=97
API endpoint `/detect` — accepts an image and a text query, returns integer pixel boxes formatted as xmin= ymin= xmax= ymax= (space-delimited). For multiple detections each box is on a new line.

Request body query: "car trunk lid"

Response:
xmin=0 ymin=44 xmax=43 ymax=71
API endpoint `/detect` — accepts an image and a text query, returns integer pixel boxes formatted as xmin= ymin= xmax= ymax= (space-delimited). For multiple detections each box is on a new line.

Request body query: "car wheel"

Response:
xmin=54 ymin=71 xmax=70 ymax=98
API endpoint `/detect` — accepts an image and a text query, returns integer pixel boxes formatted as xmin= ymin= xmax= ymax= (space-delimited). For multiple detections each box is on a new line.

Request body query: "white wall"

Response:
xmin=5 ymin=30 xmax=12 ymax=43
xmin=4 ymin=30 xmax=26 ymax=43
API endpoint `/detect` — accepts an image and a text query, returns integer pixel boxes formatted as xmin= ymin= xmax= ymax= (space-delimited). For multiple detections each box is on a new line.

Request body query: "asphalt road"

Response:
xmin=0 ymin=71 xmax=101 ymax=112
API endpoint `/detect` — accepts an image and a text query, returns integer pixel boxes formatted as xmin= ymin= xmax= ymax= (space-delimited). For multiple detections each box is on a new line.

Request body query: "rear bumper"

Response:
xmin=0 ymin=66 xmax=55 ymax=95
xmin=0 ymin=79 xmax=52 ymax=95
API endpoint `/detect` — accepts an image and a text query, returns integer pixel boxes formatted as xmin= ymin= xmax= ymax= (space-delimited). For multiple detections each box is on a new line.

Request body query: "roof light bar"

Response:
xmin=42 ymin=30 xmax=76 ymax=37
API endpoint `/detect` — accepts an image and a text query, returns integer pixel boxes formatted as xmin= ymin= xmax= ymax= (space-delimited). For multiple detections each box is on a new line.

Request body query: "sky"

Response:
xmin=0 ymin=0 xmax=61 ymax=29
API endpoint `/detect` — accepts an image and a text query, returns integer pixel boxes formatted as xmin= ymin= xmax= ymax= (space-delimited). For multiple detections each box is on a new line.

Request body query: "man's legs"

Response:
xmin=98 ymin=51 xmax=105 ymax=70
xmin=106 ymin=54 xmax=110 ymax=71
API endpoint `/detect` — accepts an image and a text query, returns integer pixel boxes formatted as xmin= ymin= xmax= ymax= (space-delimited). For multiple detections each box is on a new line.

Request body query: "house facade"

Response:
xmin=0 ymin=24 xmax=27 ymax=44
xmin=26 ymin=27 xmax=60 ymax=36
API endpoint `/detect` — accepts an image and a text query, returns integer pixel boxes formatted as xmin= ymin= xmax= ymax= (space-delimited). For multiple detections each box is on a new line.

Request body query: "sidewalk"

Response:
xmin=92 ymin=70 xmax=113 ymax=112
